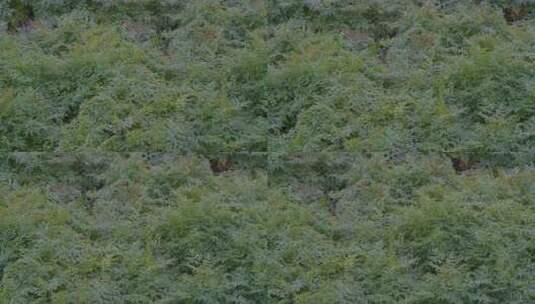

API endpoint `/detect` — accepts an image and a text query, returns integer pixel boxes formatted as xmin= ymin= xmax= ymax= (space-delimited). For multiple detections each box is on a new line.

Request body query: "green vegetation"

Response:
xmin=0 ymin=1 xmax=534 ymax=303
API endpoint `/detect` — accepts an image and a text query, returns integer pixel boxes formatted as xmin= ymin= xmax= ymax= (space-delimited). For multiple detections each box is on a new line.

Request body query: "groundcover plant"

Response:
xmin=0 ymin=0 xmax=534 ymax=303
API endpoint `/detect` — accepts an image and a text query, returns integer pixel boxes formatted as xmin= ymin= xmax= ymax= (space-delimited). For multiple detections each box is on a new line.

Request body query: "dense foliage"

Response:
xmin=1 ymin=0 xmax=534 ymax=303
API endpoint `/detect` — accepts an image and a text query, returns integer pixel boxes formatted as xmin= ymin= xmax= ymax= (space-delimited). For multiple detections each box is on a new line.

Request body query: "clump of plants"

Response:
xmin=1 ymin=1 xmax=535 ymax=303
